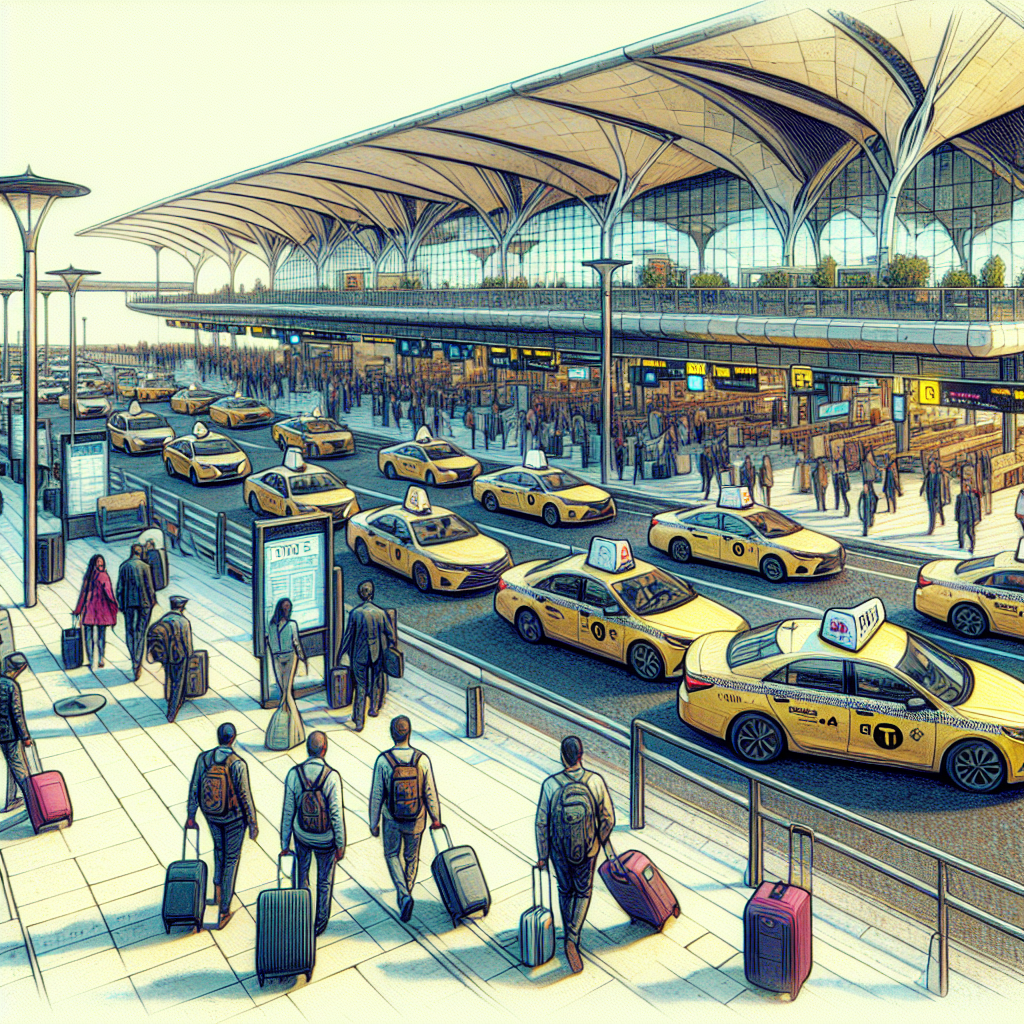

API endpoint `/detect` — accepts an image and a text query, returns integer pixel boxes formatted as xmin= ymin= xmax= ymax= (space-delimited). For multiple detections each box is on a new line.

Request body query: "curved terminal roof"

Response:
xmin=79 ymin=0 xmax=1024 ymax=273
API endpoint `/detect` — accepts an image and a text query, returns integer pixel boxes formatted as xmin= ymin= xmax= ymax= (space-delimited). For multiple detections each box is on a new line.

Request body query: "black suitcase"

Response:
xmin=651 ymin=463 xmax=670 ymax=480
xmin=430 ymin=825 xmax=490 ymax=927
xmin=384 ymin=647 xmax=404 ymax=679
xmin=42 ymin=487 xmax=61 ymax=517
xmin=256 ymin=852 xmax=315 ymax=986
xmin=328 ymin=666 xmax=352 ymax=709
xmin=185 ymin=649 xmax=208 ymax=697
xmin=37 ymin=533 xmax=64 ymax=584
xmin=61 ymin=622 xmax=83 ymax=670
xmin=162 ymin=824 xmax=207 ymax=934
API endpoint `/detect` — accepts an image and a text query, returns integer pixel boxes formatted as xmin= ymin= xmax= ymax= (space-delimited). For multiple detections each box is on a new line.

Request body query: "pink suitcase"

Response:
xmin=599 ymin=843 xmax=680 ymax=931
xmin=24 ymin=745 xmax=73 ymax=833
xmin=743 ymin=825 xmax=812 ymax=999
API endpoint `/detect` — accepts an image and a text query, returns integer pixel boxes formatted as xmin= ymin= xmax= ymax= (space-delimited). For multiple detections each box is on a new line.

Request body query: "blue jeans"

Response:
xmin=208 ymin=817 xmax=247 ymax=913
xmin=295 ymin=838 xmax=338 ymax=935
xmin=84 ymin=624 xmax=106 ymax=663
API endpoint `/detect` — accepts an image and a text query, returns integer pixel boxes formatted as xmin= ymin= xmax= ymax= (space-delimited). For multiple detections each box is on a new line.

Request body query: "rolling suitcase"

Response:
xmin=256 ymin=852 xmax=315 ymax=987
xmin=430 ymin=825 xmax=490 ymax=926
xmin=328 ymin=665 xmax=353 ymax=709
xmin=651 ymin=463 xmax=669 ymax=480
xmin=185 ymin=649 xmax=209 ymax=697
xmin=37 ymin=533 xmax=64 ymax=584
xmin=24 ymin=743 xmax=73 ymax=834
xmin=62 ymin=619 xmax=83 ymax=670
xmin=42 ymin=487 xmax=61 ymax=517
xmin=519 ymin=865 xmax=555 ymax=967
xmin=675 ymin=452 xmax=691 ymax=475
xmin=162 ymin=824 xmax=207 ymax=934
xmin=599 ymin=842 xmax=680 ymax=931
xmin=743 ymin=825 xmax=813 ymax=1000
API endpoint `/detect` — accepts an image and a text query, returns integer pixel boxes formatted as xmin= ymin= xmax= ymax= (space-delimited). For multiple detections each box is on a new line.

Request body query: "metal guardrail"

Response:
xmin=224 ymin=518 xmax=253 ymax=583
xmin=396 ymin=620 xmax=1024 ymax=997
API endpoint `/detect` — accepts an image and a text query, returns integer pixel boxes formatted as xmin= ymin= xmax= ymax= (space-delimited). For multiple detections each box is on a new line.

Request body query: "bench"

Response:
xmin=96 ymin=490 xmax=149 ymax=543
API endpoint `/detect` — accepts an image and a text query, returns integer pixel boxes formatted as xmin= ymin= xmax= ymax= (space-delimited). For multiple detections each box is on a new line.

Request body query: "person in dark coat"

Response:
xmin=979 ymin=448 xmax=993 ymax=515
xmin=740 ymin=454 xmax=755 ymax=495
xmin=0 ymin=658 xmax=32 ymax=810
xmin=758 ymin=454 xmax=774 ymax=506
xmin=340 ymin=580 xmax=397 ymax=732
xmin=144 ymin=538 xmax=166 ymax=591
xmin=920 ymin=459 xmax=946 ymax=535
xmin=699 ymin=444 xmax=714 ymax=499
xmin=882 ymin=454 xmax=902 ymax=513
xmin=955 ymin=482 xmax=982 ymax=554
xmin=833 ymin=457 xmax=851 ymax=516
xmin=147 ymin=595 xmax=194 ymax=723
xmin=116 ymin=543 xmax=157 ymax=681
xmin=857 ymin=482 xmax=876 ymax=537
xmin=814 ymin=458 xmax=830 ymax=512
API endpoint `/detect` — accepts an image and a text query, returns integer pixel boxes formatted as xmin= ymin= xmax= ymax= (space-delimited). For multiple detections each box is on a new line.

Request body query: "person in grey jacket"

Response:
xmin=0 ymin=658 xmax=32 ymax=810
xmin=280 ymin=731 xmax=345 ymax=936
xmin=185 ymin=722 xmax=258 ymax=929
xmin=340 ymin=581 xmax=396 ymax=732
xmin=115 ymin=542 xmax=157 ymax=680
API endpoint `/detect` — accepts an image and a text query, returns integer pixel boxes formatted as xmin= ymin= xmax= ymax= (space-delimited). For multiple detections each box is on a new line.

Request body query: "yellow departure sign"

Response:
xmin=790 ymin=365 xmax=814 ymax=392
xmin=685 ymin=362 xmax=706 ymax=376
xmin=918 ymin=379 xmax=941 ymax=405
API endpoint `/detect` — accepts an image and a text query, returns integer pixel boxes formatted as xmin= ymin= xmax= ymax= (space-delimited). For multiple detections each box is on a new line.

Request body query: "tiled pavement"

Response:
xmin=0 ymin=476 xmax=1021 ymax=1023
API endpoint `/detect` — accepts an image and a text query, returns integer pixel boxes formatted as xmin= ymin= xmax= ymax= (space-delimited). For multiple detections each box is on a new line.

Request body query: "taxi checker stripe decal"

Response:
xmin=669 ymin=519 xmax=829 ymax=561
xmin=924 ymin=574 xmax=1017 ymax=601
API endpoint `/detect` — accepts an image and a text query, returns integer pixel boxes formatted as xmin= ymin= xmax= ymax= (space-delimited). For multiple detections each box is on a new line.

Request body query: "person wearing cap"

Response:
xmin=147 ymin=595 xmax=194 ymax=723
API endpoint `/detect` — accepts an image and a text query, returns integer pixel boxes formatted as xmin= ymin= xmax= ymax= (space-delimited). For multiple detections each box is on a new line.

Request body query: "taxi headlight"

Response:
xmin=1002 ymin=726 xmax=1024 ymax=742
xmin=663 ymin=635 xmax=690 ymax=649
xmin=788 ymin=550 xmax=822 ymax=560
xmin=430 ymin=560 xmax=464 ymax=572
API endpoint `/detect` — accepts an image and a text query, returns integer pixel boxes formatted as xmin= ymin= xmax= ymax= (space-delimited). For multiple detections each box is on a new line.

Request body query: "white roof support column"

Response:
xmin=294 ymin=212 xmax=351 ymax=289
xmin=249 ymin=226 xmax=293 ymax=292
xmin=217 ymin=232 xmax=247 ymax=293
xmin=382 ymin=198 xmax=459 ymax=280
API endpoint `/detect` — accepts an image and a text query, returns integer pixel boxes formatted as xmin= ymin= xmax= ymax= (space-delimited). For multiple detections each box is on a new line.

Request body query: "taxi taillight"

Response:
xmin=651 ymin=518 xmax=660 ymax=527
xmin=684 ymin=669 xmax=714 ymax=693
xmin=917 ymin=570 xmax=933 ymax=588
xmin=497 ymin=578 xmax=508 ymax=591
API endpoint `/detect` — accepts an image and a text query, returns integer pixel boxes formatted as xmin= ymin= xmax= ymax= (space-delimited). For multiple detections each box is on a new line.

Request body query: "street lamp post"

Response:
xmin=0 ymin=168 xmax=89 ymax=608
xmin=42 ymin=291 xmax=51 ymax=377
xmin=0 ymin=290 xmax=11 ymax=381
xmin=82 ymin=316 xmax=87 ymax=350
xmin=582 ymin=258 xmax=630 ymax=486
xmin=48 ymin=266 xmax=100 ymax=451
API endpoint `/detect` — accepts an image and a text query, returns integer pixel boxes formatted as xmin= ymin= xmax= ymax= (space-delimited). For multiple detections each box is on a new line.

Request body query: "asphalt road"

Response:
xmin=28 ymin=398 xmax=1024 ymax=959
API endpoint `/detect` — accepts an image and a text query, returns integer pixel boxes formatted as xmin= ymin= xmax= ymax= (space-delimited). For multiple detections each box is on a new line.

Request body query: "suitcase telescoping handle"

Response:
xmin=429 ymin=824 xmax=453 ymax=858
xmin=277 ymin=850 xmax=298 ymax=890
xmin=531 ymin=865 xmax=553 ymax=911
xmin=789 ymin=823 xmax=813 ymax=894
xmin=182 ymin=822 xmax=201 ymax=861
xmin=23 ymin=740 xmax=43 ymax=776
xmin=602 ymin=838 xmax=629 ymax=883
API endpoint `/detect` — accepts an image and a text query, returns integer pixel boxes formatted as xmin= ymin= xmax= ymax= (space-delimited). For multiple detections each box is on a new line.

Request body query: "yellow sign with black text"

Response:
xmin=790 ymin=365 xmax=814 ymax=393
xmin=918 ymin=379 xmax=941 ymax=405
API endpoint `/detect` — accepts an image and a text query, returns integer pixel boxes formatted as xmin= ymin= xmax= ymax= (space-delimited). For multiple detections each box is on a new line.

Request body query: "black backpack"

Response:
xmin=298 ymin=766 xmax=331 ymax=834
xmin=550 ymin=771 xmax=596 ymax=865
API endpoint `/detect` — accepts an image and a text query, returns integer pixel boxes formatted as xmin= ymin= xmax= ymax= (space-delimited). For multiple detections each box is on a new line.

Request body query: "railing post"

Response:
xmin=630 ymin=719 xmax=646 ymax=830
xmin=747 ymin=778 xmax=763 ymax=887
xmin=937 ymin=860 xmax=949 ymax=997
xmin=466 ymin=683 xmax=484 ymax=738
xmin=216 ymin=511 xmax=227 ymax=577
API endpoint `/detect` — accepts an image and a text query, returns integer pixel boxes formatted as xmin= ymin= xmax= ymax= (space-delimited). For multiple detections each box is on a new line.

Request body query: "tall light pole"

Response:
xmin=82 ymin=315 xmax=87 ymax=350
xmin=0 ymin=168 xmax=89 ymax=607
xmin=0 ymin=290 xmax=11 ymax=381
xmin=42 ymin=291 xmax=51 ymax=377
xmin=582 ymin=258 xmax=629 ymax=485
xmin=48 ymin=266 xmax=100 ymax=450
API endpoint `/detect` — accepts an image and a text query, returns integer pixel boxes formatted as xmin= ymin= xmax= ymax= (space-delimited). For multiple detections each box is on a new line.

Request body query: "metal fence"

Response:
xmin=128 ymin=286 xmax=1024 ymax=322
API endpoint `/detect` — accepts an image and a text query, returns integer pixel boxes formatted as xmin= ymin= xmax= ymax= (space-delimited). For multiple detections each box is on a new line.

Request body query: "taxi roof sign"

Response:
xmin=127 ymin=400 xmax=143 ymax=416
xmin=414 ymin=426 xmax=432 ymax=443
xmin=524 ymin=449 xmax=548 ymax=471
xmin=718 ymin=485 xmax=754 ymax=510
xmin=586 ymin=537 xmax=635 ymax=574
xmin=312 ymin=406 xmax=322 ymax=417
xmin=188 ymin=383 xmax=198 ymax=391
xmin=283 ymin=447 xmax=305 ymax=472
xmin=820 ymin=598 xmax=886 ymax=652
xmin=404 ymin=486 xmax=432 ymax=515
xmin=193 ymin=421 xmax=209 ymax=439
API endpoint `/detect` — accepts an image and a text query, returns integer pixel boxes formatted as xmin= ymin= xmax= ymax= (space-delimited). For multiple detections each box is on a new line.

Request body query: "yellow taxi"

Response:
xmin=209 ymin=395 xmax=276 ymax=429
xmin=915 ymin=540 xmax=1024 ymax=639
xmin=170 ymin=384 xmax=225 ymax=415
xmin=272 ymin=411 xmax=355 ymax=459
xmin=648 ymin=486 xmax=845 ymax=583
xmin=680 ymin=597 xmax=1024 ymax=792
xmin=472 ymin=449 xmax=615 ymax=527
xmin=347 ymin=485 xmax=511 ymax=594
xmin=59 ymin=390 xmax=112 ymax=419
xmin=244 ymin=447 xmax=359 ymax=523
xmin=495 ymin=537 xmax=748 ymax=682
xmin=162 ymin=420 xmax=251 ymax=485
xmin=134 ymin=374 xmax=179 ymax=402
xmin=115 ymin=370 xmax=139 ymax=400
xmin=107 ymin=400 xmax=175 ymax=455
xmin=377 ymin=427 xmax=481 ymax=487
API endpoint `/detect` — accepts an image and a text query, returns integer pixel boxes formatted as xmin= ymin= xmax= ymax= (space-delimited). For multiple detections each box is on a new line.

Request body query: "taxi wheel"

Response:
xmin=730 ymin=713 xmax=785 ymax=763
xmin=669 ymin=537 xmax=691 ymax=563
xmin=760 ymin=556 xmax=787 ymax=584
xmin=275 ymin=434 xmax=285 ymax=450
xmin=164 ymin=458 xmax=175 ymax=478
xmin=413 ymin=563 xmax=432 ymax=593
xmin=248 ymin=493 xmax=263 ymax=516
xmin=425 ymin=471 xmax=436 ymax=487
xmin=628 ymin=642 xmax=664 ymax=682
xmin=542 ymin=504 xmax=560 ymax=528
xmin=949 ymin=603 xmax=988 ymax=639
xmin=945 ymin=740 xmax=1005 ymax=793
xmin=482 ymin=491 xmax=499 ymax=513
xmin=354 ymin=539 xmax=371 ymax=566
xmin=384 ymin=463 xmax=397 ymax=480
xmin=515 ymin=608 xmax=544 ymax=644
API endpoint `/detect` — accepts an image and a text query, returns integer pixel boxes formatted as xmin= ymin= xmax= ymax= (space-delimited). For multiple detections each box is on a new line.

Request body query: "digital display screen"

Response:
xmin=818 ymin=400 xmax=850 ymax=419
xmin=66 ymin=440 xmax=107 ymax=516
xmin=263 ymin=531 xmax=326 ymax=632
xmin=711 ymin=364 xmax=760 ymax=392
xmin=687 ymin=374 xmax=705 ymax=392
xmin=567 ymin=367 xmax=589 ymax=380
xmin=893 ymin=395 xmax=906 ymax=422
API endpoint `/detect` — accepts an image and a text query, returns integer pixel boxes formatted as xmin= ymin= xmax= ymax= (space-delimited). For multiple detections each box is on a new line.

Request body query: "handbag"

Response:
xmin=383 ymin=646 xmax=404 ymax=679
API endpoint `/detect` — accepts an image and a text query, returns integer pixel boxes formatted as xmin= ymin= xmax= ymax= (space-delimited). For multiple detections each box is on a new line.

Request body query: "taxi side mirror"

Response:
xmin=604 ymin=604 xmax=624 ymax=617
xmin=905 ymin=697 xmax=929 ymax=712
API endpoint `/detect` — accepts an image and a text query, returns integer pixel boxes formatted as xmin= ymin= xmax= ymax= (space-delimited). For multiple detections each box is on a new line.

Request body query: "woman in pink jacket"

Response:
xmin=74 ymin=554 xmax=119 ymax=669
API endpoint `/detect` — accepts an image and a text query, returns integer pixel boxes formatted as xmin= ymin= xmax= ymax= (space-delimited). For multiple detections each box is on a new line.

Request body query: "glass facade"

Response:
xmin=275 ymin=144 xmax=1024 ymax=290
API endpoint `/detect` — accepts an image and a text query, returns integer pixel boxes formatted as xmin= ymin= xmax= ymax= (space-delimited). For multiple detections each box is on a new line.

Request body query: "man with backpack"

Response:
xmin=368 ymin=716 xmax=442 ymax=922
xmin=280 ymin=731 xmax=346 ymax=936
xmin=535 ymin=735 xmax=615 ymax=974
xmin=185 ymin=722 xmax=258 ymax=929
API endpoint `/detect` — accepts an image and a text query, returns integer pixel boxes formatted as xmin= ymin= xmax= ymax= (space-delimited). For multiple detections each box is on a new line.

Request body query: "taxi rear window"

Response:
xmin=126 ymin=415 xmax=167 ymax=429
xmin=304 ymin=419 xmax=340 ymax=434
xmin=955 ymin=555 xmax=997 ymax=574
xmin=727 ymin=623 xmax=783 ymax=668
xmin=611 ymin=569 xmax=694 ymax=615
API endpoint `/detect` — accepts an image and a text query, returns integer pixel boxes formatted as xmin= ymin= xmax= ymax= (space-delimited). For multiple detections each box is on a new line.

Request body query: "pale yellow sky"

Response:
xmin=0 ymin=0 xmax=740 ymax=348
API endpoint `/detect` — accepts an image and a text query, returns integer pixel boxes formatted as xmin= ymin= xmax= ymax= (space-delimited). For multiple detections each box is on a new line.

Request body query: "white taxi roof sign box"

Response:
xmin=820 ymin=597 xmax=886 ymax=652
xmin=188 ymin=383 xmax=197 ymax=391
xmin=586 ymin=537 xmax=635 ymax=574
xmin=193 ymin=421 xmax=209 ymax=439
xmin=404 ymin=486 xmax=432 ymax=515
xmin=283 ymin=447 xmax=305 ymax=472
xmin=1016 ymin=537 xmax=1024 ymax=563
xmin=718 ymin=485 xmax=754 ymax=510
xmin=524 ymin=449 xmax=548 ymax=471
xmin=415 ymin=426 xmax=432 ymax=443
xmin=312 ymin=406 xmax=322 ymax=418
xmin=127 ymin=400 xmax=143 ymax=416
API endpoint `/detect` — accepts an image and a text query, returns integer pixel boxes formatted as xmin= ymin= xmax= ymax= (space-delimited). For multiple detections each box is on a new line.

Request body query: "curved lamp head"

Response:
xmin=0 ymin=167 xmax=89 ymax=248
xmin=46 ymin=265 xmax=100 ymax=294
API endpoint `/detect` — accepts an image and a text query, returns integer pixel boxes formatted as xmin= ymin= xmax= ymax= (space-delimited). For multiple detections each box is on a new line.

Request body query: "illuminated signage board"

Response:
xmin=711 ymin=364 xmax=759 ymax=392
xmin=790 ymin=365 xmax=814 ymax=393
xmin=442 ymin=342 xmax=476 ymax=361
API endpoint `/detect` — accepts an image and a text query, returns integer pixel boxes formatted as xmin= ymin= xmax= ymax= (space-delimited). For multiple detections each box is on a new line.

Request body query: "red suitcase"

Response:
xmin=744 ymin=825 xmax=813 ymax=999
xmin=599 ymin=842 xmax=680 ymax=931
xmin=26 ymin=765 xmax=73 ymax=834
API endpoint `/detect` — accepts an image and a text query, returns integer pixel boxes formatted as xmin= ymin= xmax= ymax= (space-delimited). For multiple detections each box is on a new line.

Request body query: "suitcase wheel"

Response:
xmin=672 ymin=904 xmax=680 ymax=918
xmin=165 ymin=924 xmax=170 ymax=935
xmin=258 ymin=975 xmax=264 ymax=989
xmin=305 ymin=972 xmax=313 ymax=983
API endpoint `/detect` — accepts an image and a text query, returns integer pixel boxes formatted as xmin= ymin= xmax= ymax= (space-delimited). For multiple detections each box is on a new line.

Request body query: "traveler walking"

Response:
xmin=1016 ymin=487 xmax=1024 ymax=535
xmin=535 ymin=736 xmax=614 ymax=974
xmin=814 ymin=458 xmax=830 ymax=512
xmin=280 ymin=731 xmax=346 ymax=936
xmin=979 ymin=448 xmax=993 ymax=515
xmin=758 ymin=454 xmax=773 ymax=507
xmin=74 ymin=554 xmax=118 ymax=670
xmin=147 ymin=595 xmax=194 ymax=723
xmin=143 ymin=537 xmax=167 ymax=591
xmin=340 ymin=580 xmax=396 ymax=732
xmin=833 ymin=457 xmax=851 ymax=516
xmin=264 ymin=597 xmax=307 ymax=751
xmin=115 ymin=542 xmax=157 ymax=680
xmin=0 ymin=657 xmax=32 ymax=810
xmin=881 ymin=454 xmax=902 ymax=513
xmin=368 ymin=716 xmax=442 ymax=921
xmin=955 ymin=482 xmax=982 ymax=554
xmin=185 ymin=723 xmax=259 ymax=929
xmin=740 ymin=454 xmax=755 ymax=495
xmin=921 ymin=459 xmax=945 ymax=534
xmin=857 ymin=482 xmax=876 ymax=537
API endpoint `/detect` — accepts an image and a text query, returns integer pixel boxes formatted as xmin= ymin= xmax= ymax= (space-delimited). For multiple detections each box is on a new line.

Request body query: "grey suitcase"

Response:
xmin=185 ymin=649 xmax=208 ymax=698
xmin=430 ymin=825 xmax=490 ymax=927
xmin=162 ymin=824 xmax=207 ymax=933
xmin=256 ymin=852 xmax=315 ymax=986
xmin=520 ymin=865 xmax=555 ymax=967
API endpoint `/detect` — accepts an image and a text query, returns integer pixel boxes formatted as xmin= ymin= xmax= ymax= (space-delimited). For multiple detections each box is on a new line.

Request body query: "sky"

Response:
xmin=0 ymin=0 xmax=742 ymax=351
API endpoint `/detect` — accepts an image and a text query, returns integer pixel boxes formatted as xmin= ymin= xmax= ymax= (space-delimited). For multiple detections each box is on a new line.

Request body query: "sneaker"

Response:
xmin=400 ymin=898 xmax=414 ymax=922
xmin=565 ymin=939 xmax=583 ymax=973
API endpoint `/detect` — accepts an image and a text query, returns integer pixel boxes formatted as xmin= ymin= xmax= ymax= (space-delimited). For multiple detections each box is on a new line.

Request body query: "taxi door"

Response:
xmin=764 ymin=658 xmax=850 ymax=753
xmin=684 ymin=511 xmax=724 ymax=560
xmin=390 ymin=518 xmax=414 ymax=578
xmin=365 ymin=513 xmax=397 ymax=566
xmin=847 ymin=663 xmax=935 ymax=767
xmin=397 ymin=446 xmax=426 ymax=481
xmin=108 ymin=415 xmax=126 ymax=448
xmin=166 ymin=440 xmax=190 ymax=474
xmin=576 ymin=578 xmax=626 ymax=662
xmin=980 ymin=571 xmax=1024 ymax=636
xmin=719 ymin=514 xmax=761 ymax=571
xmin=533 ymin=573 xmax=582 ymax=644
xmin=260 ymin=473 xmax=289 ymax=516
xmin=493 ymin=472 xmax=526 ymax=511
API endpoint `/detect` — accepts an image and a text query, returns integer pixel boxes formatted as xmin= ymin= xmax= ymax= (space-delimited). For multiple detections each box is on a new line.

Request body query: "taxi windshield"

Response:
xmin=539 ymin=470 xmax=585 ymax=492
xmin=611 ymin=569 xmax=695 ymax=615
xmin=304 ymin=419 xmax=342 ymax=434
xmin=897 ymin=632 xmax=971 ymax=705
xmin=194 ymin=438 xmax=237 ymax=456
xmin=220 ymin=398 xmax=261 ymax=410
xmin=745 ymin=509 xmax=801 ymax=538
xmin=423 ymin=442 xmax=462 ymax=459
xmin=956 ymin=555 xmax=997 ymax=574
xmin=728 ymin=623 xmax=783 ymax=668
xmin=290 ymin=472 xmax=344 ymax=495
xmin=410 ymin=514 xmax=478 ymax=547
xmin=126 ymin=414 xmax=167 ymax=429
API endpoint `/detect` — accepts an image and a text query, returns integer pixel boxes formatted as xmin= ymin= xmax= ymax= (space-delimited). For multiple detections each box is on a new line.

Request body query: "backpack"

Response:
xmin=550 ymin=771 xmax=596 ymax=865
xmin=200 ymin=753 xmax=239 ymax=818
xmin=298 ymin=766 xmax=331 ymax=834
xmin=385 ymin=750 xmax=423 ymax=821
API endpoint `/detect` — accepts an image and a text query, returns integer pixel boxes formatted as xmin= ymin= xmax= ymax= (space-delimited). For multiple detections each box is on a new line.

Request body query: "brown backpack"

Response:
xmin=385 ymin=750 xmax=423 ymax=821
xmin=298 ymin=766 xmax=332 ymax=834
xmin=200 ymin=753 xmax=239 ymax=818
